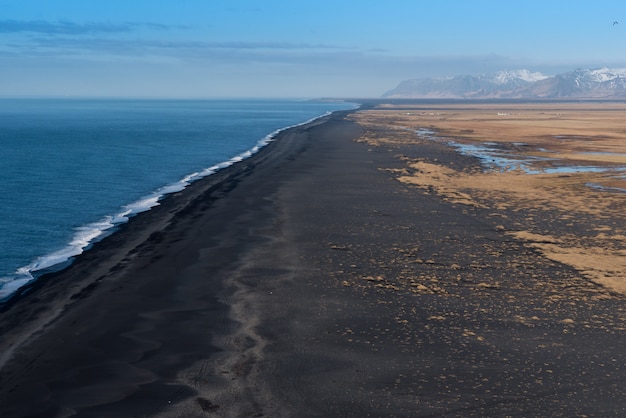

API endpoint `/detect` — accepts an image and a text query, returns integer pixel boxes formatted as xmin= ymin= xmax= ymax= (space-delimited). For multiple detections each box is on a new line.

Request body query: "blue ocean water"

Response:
xmin=0 ymin=99 xmax=355 ymax=301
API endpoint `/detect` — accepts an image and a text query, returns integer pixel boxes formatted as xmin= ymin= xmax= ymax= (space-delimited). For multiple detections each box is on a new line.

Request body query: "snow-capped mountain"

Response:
xmin=383 ymin=68 xmax=626 ymax=99
xmin=490 ymin=69 xmax=549 ymax=84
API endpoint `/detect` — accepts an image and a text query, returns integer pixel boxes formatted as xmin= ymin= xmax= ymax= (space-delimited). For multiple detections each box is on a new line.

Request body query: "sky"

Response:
xmin=0 ymin=0 xmax=625 ymax=98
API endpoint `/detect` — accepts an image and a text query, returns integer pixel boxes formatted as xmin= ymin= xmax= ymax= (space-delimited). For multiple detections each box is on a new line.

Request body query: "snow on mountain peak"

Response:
xmin=587 ymin=67 xmax=626 ymax=82
xmin=382 ymin=67 xmax=626 ymax=99
xmin=491 ymin=70 xmax=549 ymax=84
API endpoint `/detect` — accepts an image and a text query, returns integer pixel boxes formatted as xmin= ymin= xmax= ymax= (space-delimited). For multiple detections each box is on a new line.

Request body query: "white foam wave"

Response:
xmin=0 ymin=275 xmax=36 ymax=300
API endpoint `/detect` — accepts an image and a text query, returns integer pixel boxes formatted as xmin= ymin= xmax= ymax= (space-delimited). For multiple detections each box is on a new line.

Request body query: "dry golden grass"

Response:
xmin=350 ymin=103 xmax=626 ymax=295
xmin=371 ymin=102 xmax=626 ymax=155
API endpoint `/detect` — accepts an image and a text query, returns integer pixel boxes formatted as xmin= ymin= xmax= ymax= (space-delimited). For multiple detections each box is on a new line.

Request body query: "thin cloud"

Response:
xmin=9 ymin=37 xmax=353 ymax=59
xmin=0 ymin=20 xmax=176 ymax=35
xmin=193 ymin=41 xmax=352 ymax=50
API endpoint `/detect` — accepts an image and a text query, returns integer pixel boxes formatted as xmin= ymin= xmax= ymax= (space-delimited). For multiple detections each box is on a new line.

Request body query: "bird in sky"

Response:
xmin=614 ymin=21 xmax=619 ymax=25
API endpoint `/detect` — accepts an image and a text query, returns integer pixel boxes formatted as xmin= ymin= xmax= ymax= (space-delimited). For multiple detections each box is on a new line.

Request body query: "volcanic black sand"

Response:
xmin=1 ymin=107 xmax=626 ymax=417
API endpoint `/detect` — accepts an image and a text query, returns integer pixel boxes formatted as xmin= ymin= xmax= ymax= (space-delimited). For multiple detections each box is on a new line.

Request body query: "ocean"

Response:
xmin=0 ymin=99 xmax=355 ymax=302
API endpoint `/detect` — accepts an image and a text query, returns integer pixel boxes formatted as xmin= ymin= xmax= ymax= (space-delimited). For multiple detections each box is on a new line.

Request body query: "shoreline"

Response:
xmin=0 ymin=106 xmax=353 ymax=306
xmin=0 ymin=108 xmax=346 ymax=336
xmin=2 ymin=104 xmax=626 ymax=416
xmin=0 ymin=109 xmax=360 ymax=416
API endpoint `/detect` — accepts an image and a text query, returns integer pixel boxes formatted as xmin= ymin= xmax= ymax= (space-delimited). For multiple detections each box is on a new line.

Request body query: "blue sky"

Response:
xmin=1 ymin=0 xmax=624 ymax=98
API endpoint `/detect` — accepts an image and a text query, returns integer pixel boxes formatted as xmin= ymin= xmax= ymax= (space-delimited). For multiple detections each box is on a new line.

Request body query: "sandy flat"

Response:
xmin=1 ymin=106 xmax=626 ymax=416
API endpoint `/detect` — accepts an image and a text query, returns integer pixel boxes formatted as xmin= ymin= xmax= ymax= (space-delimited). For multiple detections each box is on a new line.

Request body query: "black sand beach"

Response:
xmin=1 ymin=108 xmax=626 ymax=417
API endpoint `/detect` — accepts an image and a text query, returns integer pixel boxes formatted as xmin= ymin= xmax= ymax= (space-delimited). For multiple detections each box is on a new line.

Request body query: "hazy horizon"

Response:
xmin=1 ymin=0 xmax=625 ymax=98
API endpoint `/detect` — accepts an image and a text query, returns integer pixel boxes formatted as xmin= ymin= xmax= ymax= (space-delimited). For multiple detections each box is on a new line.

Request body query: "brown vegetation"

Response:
xmin=351 ymin=103 xmax=626 ymax=294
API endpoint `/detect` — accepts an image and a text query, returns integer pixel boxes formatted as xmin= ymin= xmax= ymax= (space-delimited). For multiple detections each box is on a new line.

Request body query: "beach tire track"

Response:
xmin=290 ymin=346 xmax=310 ymax=402
xmin=287 ymin=331 xmax=335 ymax=415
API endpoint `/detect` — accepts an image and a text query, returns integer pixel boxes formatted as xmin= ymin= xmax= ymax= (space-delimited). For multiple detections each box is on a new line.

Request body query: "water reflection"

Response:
xmin=416 ymin=129 xmax=626 ymax=192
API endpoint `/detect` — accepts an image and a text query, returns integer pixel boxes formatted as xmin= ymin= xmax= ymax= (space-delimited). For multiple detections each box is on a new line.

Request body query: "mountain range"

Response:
xmin=382 ymin=68 xmax=626 ymax=99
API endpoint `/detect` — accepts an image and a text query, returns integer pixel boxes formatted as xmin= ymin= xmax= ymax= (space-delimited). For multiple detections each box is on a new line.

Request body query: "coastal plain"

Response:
xmin=1 ymin=103 xmax=626 ymax=417
xmin=351 ymin=102 xmax=626 ymax=294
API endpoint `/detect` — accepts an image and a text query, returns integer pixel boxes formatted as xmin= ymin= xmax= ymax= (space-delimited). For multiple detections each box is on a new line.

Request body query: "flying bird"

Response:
xmin=614 ymin=21 xmax=619 ymax=25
